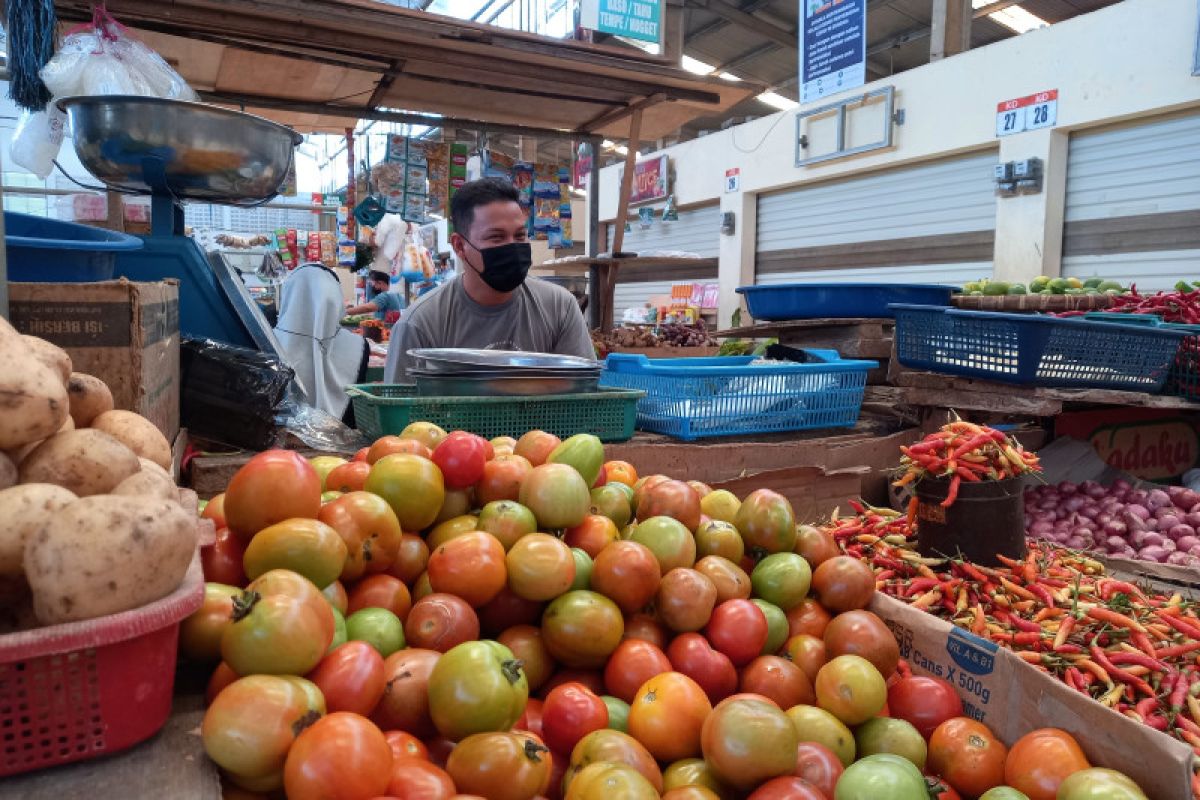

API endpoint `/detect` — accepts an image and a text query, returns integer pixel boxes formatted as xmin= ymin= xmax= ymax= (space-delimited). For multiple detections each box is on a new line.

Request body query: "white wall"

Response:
xmin=595 ymin=0 xmax=1200 ymax=324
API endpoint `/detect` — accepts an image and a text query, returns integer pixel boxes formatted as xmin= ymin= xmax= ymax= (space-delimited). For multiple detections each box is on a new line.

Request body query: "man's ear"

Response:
xmin=449 ymin=232 xmax=467 ymax=260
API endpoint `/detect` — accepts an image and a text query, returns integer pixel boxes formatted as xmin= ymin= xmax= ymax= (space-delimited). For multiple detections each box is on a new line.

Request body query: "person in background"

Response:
xmin=275 ymin=263 xmax=368 ymax=425
xmin=345 ymin=270 xmax=404 ymax=322
xmin=384 ymin=178 xmax=594 ymax=382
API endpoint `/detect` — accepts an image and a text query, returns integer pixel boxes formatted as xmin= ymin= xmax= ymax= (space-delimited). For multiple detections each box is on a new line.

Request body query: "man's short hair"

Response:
xmin=369 ymin=270 xmax=390 ymax=285
xmin=450 ymin=178 xmax=521 ymax=236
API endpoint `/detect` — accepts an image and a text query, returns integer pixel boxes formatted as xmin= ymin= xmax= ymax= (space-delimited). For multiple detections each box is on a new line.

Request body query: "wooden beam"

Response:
xmin=694 ymin=0 xmax=796 ymax=49
xmin=603 ymin=108 xmax=644 ymax=331
xmin=368 ymin=60 xmax=405 ymax=109
xmin=930 ymin=0 xmax=972 ymax=61
xmin=581 ymin=92 xmax=668 ymax=133
xmin=664 ymin=2 xmax=686 ymax=65
xmin=197 ymin=90 xmax=602 ymax=140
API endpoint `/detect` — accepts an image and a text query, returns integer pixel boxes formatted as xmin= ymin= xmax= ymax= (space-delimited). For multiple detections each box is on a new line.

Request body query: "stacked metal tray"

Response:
xmin=408 ymin=348 xmax=602 ymax=396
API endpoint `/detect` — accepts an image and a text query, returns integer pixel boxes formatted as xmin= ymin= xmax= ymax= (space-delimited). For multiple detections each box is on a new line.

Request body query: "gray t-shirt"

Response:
xmin=383 ymin=276 xmax=596 ymax=382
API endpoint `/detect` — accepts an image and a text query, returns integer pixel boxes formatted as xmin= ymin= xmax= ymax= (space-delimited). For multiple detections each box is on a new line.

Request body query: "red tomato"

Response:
xmin=823 ymin=610 xmax=900 ymax=679
xmin=514 ymin=430 xmax=561 ymax=467
xmin=283 ymin=712 xmax=393 ymax=800
xmin=427 ymin=532 xmax=508 ymax=608
xmin=810 ymin=557 xmax=875 ymax=613
xmin=368 ymin=436 xmax=433 ymax=464
xmin=384 ymin=730 xmax=429 ymax=762
xmin=740 ymin=655 xmax=815 ymax=709
xmin=327 ymin=460 xmax=372 ymax=494
xmin=405 ymin=594 xmax=480 ymax=652
xmin=627 ymin=671 xmax=712 ymax=762
xmin=926 ymin=776 xmax=962 ymax=800
xmin=604 ymin=638 xmax=673 ymax=704
xmin=589 ymin=540 xmax=662 ymax=614
xmin=928 ymin=717 xmax=1009 ymax=798
xmin=539 ymin=669 xmax=606 ymax=699
xmin=622 ymin=613 xmax=669 ymax=650
xmin=542 ymin=681 xmax=608 ymax=755
xmin=373 ymin=648 xmax=441 ymax=739
xmin=353 ymin=447 xmax=370 ymax=462
xmin=318 ymin=491 xmax=404 ymax=581
xmin=389 ymin=533 xmax=431 ymax=586
xmin=666 ymin=632 xmax=739 ymax=705
xmin=638 ymin=480 xmax=702 ymax=532
xmin=205 ymin=661 xmax=238 ymax=705
xmin=705 ymin=600 xmax=769 ymax=667
xmin=515 ymin=697 xmax=545 ymax=740
xmin=475 ymin=455 xmax=533 ymax=505
xmin=432 ymin=432 xmax=489 ymax=490
xmin=747 ymin=777 xmax=827 ymax=800
xmin=564 ymin=515 xmax=621 ymax=559
xmin=201 ymin=527 xmax=248 ymax=586
xmin=497 ymin=625 xmax=557 ymax=692
xmin=477 ymin=586 xmax=545 ymax=637
xmin=201 ymin=493 xmax=227 ymax=530
xmin=792 ymin=741 xmax=843 ymax=797
xmin=307 ymin=641 xmax=386 ymax=716
xmin=887 ymin=676 xmax=963 ymax=740
xmin=786 ymin=599 xmax=832 ymax=639
xmin=348 ymin=574 xmax=413 ymax=622
xmin=386 ymin=758 xmax=456 ymax=800
xmin=224 ymin=450 xmax=322 ymax=540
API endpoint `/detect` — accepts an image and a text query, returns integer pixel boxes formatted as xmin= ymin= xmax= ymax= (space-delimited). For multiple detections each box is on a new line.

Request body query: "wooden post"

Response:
xmin=664 ymin=1 xmax=685 ymax=65
xmin=930 ymin=0 xmax=972 ymax=61
xmin=344 ymin=127 xmax=357 ymax=241
xmin=602 ymin=108 xmax=643 ymax=332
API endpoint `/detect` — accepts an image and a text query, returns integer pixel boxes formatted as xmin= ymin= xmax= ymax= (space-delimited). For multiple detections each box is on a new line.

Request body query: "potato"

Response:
xmin=0 ymin=483 xmax=78 ymax=578
xmin=25 ymin=495 xmax=197 ymax=624
xmin=0 ymin=452 xmax=16 ymax=490
xmin=19 ymin=429 xmax=140 ymax=496
xmin=67 ymin=372 xmax=114 ymax=428
xmin=21 ymin=336 xmax=71 ymax=385
xmin=0 ymin=339 xmax=70 ymax=450
xmin=139 ymin=457 xmax=172 ymax=480
xmin=112 ymin=469 xmax=178 ymax=502
xmin=91 ymin=410 xmax=172 ymax=471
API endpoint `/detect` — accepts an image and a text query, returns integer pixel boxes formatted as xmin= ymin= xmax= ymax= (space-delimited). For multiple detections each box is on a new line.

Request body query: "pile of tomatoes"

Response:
xmin=186 ymin=423 xmax=1148 ymax=800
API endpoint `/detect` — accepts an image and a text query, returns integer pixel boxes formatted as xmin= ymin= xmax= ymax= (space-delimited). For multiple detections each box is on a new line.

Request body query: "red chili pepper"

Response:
xmin=1027 ymin=583 xmax=1056 ymax=609
xmin=1170 ymin=671 xmax=1190 ymax=713
xmin=1091 ymin=646 xmax=1157 ymax=698
xmin=1154 ymin=642 xmax=1200 ymax=659
xmin=940 ymin=475 xmax=961 ymax=508
xmin=1106 ymin=652 xmax=1168 ymax=672
xmin=1159 ymin=612 xmax=1200 ymax=640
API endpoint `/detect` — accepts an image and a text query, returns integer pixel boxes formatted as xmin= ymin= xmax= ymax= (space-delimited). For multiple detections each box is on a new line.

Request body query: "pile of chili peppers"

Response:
xmin=894 ymin=421 xmax=1042 ymax=508
xmin=1056 ymin=286 xmax=1200 ymax=324
xmin=826 ymin=501 xmax=1200 ymax=779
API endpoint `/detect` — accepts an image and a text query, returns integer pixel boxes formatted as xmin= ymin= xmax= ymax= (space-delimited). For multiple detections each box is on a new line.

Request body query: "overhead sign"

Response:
xmin=995 ymin=89 xmax=1058 ymax=137
xmin=800 ymin=0 xmax=867 ymax=104
xmin=618 ymin=155 xmax=670 ymax=205
xmin=580 ymin=0 xmax=662 ymax=43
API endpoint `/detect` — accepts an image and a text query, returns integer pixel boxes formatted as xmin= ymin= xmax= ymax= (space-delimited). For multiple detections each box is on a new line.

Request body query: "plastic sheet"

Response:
xmin=10 ymin=106 xmax=66 ymax=179
xmin=180 ymin=338 xmax=294 ymax=451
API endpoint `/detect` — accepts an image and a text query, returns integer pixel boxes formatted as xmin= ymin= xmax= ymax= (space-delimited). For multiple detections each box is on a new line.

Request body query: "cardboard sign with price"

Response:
xmin=996 ymin=89 xmax=1058 ymax=136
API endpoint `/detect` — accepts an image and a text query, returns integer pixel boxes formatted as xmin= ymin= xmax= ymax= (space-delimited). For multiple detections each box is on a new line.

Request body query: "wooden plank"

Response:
xmin=719 ymin=318 xmax=893 ymax=337
xmin=755 ymin=229 xmax=995 ymax=273
xmin=864 ymin=385 xmax=1065 ymax=416
xmin=930 ymin=0 xmax=972 ymax=61
xmin=952 ymin=294 xmax=1115 ymax=312
xmin=603 ymin=109 xmax=644 ymax=331
xmin=779 ymin=334 xmax=893 ymax=359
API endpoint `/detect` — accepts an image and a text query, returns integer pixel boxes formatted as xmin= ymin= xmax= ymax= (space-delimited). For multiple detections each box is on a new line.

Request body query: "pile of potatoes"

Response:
xmin=0 ymin=318 xmax=196 ymax=630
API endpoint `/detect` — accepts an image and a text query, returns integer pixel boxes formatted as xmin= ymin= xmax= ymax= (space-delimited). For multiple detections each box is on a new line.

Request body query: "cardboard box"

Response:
xmin=710 ymin=465 xmax=868 ymax=524
xmin=9 ymin=280 xmax=180 ymax=440
xmin=871 ymin=592 xmax=1193 ymax=797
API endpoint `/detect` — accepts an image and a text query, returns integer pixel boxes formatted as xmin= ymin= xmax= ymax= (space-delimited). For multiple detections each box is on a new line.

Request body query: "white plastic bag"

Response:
xmin=10 ymin=106 xmax=67 ymax=179
xmin=39 ymin=31 xmax=99 ymax=98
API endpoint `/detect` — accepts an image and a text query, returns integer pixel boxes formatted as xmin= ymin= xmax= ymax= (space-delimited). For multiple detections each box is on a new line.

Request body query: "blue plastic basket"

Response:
xmin=891 ymin=304 xmax=1189 ymax=391
xmin=1084 ymin=313 xmax=1200 ymax=401
xmin=5 ymin=212 xmax=143 ymax=282
xmin=736 ymin=283 xmax=958 ymax=320
xmin=600 ymin=350 xmax=877 ymax=441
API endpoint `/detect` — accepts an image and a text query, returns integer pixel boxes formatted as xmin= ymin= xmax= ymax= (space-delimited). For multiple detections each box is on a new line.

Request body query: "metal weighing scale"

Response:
xmin=58 ymin=96 xmax=304 ymax=354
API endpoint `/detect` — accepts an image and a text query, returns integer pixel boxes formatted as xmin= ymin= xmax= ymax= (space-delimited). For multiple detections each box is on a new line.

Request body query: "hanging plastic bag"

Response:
xmin=10 ymin=105 xmax=67 ymax=179
xmin=39 ymin=30 xmax=99 ymax=98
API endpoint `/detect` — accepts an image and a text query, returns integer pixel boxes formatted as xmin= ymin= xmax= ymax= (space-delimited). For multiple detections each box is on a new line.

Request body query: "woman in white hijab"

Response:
xmin=274 ymin=263 xmax=368 ymax=424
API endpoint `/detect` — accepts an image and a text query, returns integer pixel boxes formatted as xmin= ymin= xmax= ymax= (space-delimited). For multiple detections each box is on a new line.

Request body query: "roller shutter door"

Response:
xmin=1062 ymin=111 xmax=1200 ymax=290
xmin=755 ymin=151 xmax=997 ymax=286
xmin=605 ymin=203 xmax=720 ymax=318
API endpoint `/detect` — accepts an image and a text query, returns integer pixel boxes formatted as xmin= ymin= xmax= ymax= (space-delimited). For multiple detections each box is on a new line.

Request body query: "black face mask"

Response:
xmin=464 ymin=240 xmax=532 ymax=293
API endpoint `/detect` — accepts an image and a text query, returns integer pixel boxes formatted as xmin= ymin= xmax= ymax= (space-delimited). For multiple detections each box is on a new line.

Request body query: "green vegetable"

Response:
xmin=1007 ymin=284 xmax=1027 ymax=295
xmin=982 ymin=282 xmax=1010 ymax=296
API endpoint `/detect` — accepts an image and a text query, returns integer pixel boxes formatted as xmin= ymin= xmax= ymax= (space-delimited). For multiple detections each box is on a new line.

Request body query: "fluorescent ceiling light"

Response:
xmin=756 ymin=91 xmax=799 ymax=111
xmin=681 ymin=55 xmax=717 ymax=75
xmin=717 ymin=71 xmax=742 ymax=82
xmin=613 ymin=144 xmax=630 ymax=155
xmin=602 ymin=139 xmax=617 ymax=149
xmin=971 ymin=0 xmax=1048 ymax=33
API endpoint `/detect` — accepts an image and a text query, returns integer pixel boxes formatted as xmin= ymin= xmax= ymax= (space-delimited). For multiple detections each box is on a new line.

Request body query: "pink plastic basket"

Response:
xmin=0 ymin=553 xmax=204 ymax=776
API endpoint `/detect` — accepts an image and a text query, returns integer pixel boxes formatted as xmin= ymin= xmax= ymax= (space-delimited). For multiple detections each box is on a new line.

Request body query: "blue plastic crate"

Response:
xmin=1084 ymin=312 xmax=1200 ymax=401
xmin=891 ymin=304 xmax=1189 ymax=391
xmin=600 ymin=350 xmax=877 ymax=441
xmin=6 ymin=212 xmax=143 ymax=282
xmin=736 ymin=283 xmax=958 ymax=320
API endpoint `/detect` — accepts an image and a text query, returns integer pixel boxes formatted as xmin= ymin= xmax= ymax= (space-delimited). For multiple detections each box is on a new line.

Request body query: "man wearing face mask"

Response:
xmin=383 ymin=178 xmax=595 ymax=382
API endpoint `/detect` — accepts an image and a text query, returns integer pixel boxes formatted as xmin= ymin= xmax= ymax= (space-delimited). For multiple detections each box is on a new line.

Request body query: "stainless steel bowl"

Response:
xmin=409 ymin=348 xmax=601 ymax=371
xmin=57 ymin=96 xmax=303 ymax=205
xmin=413 ymin=372 xmax=600 ymax=397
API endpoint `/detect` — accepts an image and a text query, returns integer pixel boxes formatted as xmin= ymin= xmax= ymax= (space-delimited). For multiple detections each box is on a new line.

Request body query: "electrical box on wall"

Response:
xmin=994 ymin=158 xmax=1043 ymax=197
xmin=720 ymin=212 xmax=735 ymax=235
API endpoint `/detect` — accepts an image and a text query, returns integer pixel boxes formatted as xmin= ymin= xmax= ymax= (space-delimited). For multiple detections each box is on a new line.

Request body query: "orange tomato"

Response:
xmin=514 ymin=430 xmax=561 ymax=467
xmin=283 ymin=712 xmax=393 ymax=800
xmin=627 ymin=671 xmax=713 ymax=762
xmin=446 ymin=731 xmax=553 ymax=800
xmin=506 ymin=533 xmax=576 ymax=602
xmin=782 ymin=635 xmax=826 ymax=683
xmin=384 ymin=730 xmax=429 ymax=762
xmin=568 ymin=729 xmax=664 ymax=792
xmin=604 ymin=461 xmax=638 ymax=487
xmin=927 ymin=717 xmax=1008 ymax=797
xmin=326 ymin=461 xmax=372 ymax=494
xmin=427 ymin=531 xmax=508 ymax=608
xmin=368 ymin=435 xmax=432 ymax=464
xmin=786 ymin=598 xmax=832 ymax=639
xmin=224 ymin=451 xmax=322 ymax=540
xmin=386 ymin=758 xmax=457 ymax=800
xmin=1003 ymin=728 xmax=1090 ymax=800
xmin=389 ymin=534 xmax=430 ymax=586
xmin=475 ymin=455 xmax=533 ymax=505
xmin=563 ymin=515 xmax=621 ymax=559
xmin=318 ymin=491 xmax=404 ymax=582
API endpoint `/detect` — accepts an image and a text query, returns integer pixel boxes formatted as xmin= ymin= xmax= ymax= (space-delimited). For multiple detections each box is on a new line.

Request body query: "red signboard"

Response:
xmin=1056 ymin=408 xmax=1200 ymax=481
xmin=620 ymin=154 xmax=670 ymax=205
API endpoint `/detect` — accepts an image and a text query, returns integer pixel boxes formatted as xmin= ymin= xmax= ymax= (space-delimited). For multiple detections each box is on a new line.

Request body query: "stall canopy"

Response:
xmin=53 ymin=0 xmax=761 ymax=140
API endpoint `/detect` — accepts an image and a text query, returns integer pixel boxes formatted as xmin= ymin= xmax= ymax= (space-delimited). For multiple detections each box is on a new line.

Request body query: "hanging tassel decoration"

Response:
xmin=4 ymin=0 xmax=57 ymax=111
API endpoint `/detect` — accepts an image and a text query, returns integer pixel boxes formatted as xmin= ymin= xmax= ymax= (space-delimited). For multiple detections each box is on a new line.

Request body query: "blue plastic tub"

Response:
xmin=891 ymin=304 xmax=1189 ymax=391
xmin=5 ymin=212 xmax=143 ymax=282
xmin=600 ymin=350 xmax=876 ymax=440
xmin=737 ymin=283 xmax=958 ymax=320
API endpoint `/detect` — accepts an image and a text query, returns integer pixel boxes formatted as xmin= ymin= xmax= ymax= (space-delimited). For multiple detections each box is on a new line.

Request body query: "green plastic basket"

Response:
xmin=346 ymin=385 xmax=644 ymax=442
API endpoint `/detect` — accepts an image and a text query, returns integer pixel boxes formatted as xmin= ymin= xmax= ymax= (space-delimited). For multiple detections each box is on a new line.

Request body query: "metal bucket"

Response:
xmin=915 ymin=476 xmax=1026 ymax=566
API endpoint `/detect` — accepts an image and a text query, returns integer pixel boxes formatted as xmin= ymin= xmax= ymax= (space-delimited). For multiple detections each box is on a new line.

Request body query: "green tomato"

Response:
xmin=752 ymin=599 xmax=789 ymax=655
xmin=327 ymin=607 xmax=347 ymax=654
xmin=570 ymin=548 xmax=594 ymax=591
xmin=547 ymin=433 xmax=605 ymax=487
xmin=345 ymin=607 xmax=404 ymax=657
xmin=785 ymin=705 xmax=855 ymax=766
xmin=751 ymin=552 xmax=812 ymax=611
xmin=590 ymin=485 xmax=632 ymax=529
xmin=428 ymin=640 xmax=529 ymax=741
xmin=834 ymin=754 xmax=929 ymax=800
xmin=601 ymin=695 xmax=630 ymax=732
xmin=979 ymin=789 xmax=1031 ymax=800
xmin=1055 ymin=768 xmax=1148 ymax=800
xmin=854 ymin=717 xmax=927 ymax=770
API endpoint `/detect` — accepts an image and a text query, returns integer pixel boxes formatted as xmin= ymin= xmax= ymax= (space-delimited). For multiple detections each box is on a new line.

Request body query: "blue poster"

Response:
xmin=594 ymin=0 xmax=661 ymax=42
xmin=800 ymin=0 xmax=866 ymax=104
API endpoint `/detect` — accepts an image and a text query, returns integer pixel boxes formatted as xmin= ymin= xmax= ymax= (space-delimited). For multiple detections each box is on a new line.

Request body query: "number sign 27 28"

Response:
xmin=995 ymin=91 xmax=1058 ymax=137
